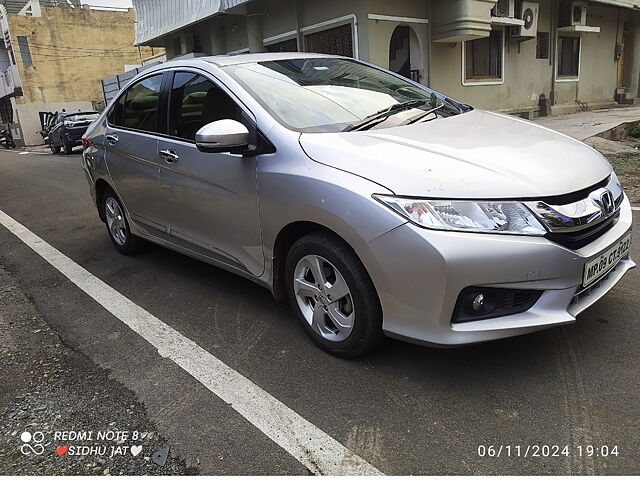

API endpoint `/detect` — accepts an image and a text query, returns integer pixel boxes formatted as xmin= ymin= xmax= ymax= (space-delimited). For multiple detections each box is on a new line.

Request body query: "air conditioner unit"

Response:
xmin=570 ymin=1 xmax=588 ymax=26
xmin=492 ymin=0 xmax=515 ymax=18
xmin=559 ymin=1 xmax=588 ymax=27
xmin=516 ymin=1 xmax=539 ymax=37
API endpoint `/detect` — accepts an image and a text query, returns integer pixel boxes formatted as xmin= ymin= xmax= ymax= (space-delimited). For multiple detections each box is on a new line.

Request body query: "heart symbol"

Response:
xmin=131 ymin=445 xmax=142 ymax=457
xmin=56 ymin=445 xmax=69 ymax=456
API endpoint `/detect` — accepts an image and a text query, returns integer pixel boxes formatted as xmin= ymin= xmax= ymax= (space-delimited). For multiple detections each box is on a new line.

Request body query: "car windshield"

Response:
xmin=65 ymin=112 xmax=99 ymax=123
xmin=223 ymin=58 xmax=468 ymax=133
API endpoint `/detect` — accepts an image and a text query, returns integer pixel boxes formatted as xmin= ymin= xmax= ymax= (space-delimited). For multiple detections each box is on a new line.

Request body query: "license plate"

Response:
xmin=582 ymin=232 xmax=632 ymax=287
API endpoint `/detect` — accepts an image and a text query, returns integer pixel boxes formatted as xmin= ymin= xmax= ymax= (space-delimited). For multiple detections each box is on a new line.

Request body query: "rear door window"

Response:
xmin=108 ymin=73 xmax=164 ymax=133
xmin=168 ymin=72 xmax=242 ymax=141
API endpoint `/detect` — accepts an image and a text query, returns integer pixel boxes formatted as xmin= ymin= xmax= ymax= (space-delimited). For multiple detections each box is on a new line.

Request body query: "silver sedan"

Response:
xmin=82 ymin=53 xmax=634 ymax=356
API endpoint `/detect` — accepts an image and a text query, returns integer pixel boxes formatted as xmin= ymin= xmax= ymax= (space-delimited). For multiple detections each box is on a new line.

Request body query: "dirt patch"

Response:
xmin=585 ymin=137 xmax=640 ymax=205
xmin=0 ymin=266 xmax=197 ymax=475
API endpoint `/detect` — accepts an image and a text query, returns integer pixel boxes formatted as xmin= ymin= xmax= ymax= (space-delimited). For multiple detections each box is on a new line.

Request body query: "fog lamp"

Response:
xmin=452 ymin=287 xmax=543 ymax=323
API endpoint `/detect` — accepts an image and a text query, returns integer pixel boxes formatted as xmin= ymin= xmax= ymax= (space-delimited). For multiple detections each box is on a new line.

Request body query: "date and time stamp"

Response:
xmin=477 ymin=444 xmax=620 ymax=458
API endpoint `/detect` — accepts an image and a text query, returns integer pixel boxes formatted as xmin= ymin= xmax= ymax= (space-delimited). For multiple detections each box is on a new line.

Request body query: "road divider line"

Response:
xmin=0 ymin=209 xmax=383 ymax=476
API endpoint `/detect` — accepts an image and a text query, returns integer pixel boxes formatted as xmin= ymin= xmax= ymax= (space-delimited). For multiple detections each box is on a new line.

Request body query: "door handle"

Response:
xmin=159 ymin=149 xmax=179 ymax=164
xmin=105 ymin=133 xmax=119 ymax=145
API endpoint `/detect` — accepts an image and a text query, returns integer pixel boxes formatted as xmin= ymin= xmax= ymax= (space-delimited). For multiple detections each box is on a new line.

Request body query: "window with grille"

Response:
xmin=304 ymin=24 xmax=353 ymax=57
xmin=266 ymin=38 xmax=298 ymax=53
xmin=536 ymin=32 xmax=549 ymax=59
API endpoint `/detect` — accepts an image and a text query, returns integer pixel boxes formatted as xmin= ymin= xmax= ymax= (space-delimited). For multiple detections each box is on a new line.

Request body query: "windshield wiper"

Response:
xmin=342 ymin=99 xmax=427 ymax=132
xmin=399 ymin=103 xmax=446 ymax=126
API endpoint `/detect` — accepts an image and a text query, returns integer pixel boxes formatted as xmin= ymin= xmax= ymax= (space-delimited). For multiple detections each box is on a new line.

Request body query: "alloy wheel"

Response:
xmin=105 ymin=197 xmax=127 ymax=246
xmin=293 ymin=254 xmax=355 ymax=342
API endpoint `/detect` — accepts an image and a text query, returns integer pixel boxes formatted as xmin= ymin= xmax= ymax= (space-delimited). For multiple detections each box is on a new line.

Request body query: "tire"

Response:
xmin=285 ymin=233 xmax=384 ymax=357
xmin=101 ymin=187 xmax=147 ymax=255
xmin=63 ymin=142 xmax=72 ymax=155
xmin=50 ymin=143 xmax=60 ymax=154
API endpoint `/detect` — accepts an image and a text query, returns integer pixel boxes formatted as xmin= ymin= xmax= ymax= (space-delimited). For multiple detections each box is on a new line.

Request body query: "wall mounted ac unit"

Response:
xmin=492 ymin=0 xmax=515 ymax=18
xmin=516 ymin=1 xmax=539 ymax=37
xmin=559 ymin=1 xmax=588 ymax=27
xmin=570 ymin=1 xmax=588 ymax=26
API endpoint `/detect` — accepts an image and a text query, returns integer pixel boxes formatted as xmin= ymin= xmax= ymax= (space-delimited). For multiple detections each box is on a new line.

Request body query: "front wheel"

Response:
xmin=285 ymin=233 xmax=383 ymax=357
xmin=63 ymin=142 xmax=72 ymax=155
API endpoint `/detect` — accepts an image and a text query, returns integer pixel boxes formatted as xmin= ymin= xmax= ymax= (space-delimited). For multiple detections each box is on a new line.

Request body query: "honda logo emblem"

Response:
xmin=600 ymin=189 xmax=615 ymax=215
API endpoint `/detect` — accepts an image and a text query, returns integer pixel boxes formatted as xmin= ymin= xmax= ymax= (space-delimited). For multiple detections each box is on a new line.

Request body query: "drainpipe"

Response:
xmin=427 ymin=0 xmax=432 ymax=87
xmin=296 ymin=0 xmax=304 ymax=52
xmin=549 ymin=0 xmax=557 ymax=109
xmin=351 ymin=14 xmax=360 ymax=59
xmin=246 ymin=3 xmax=266 ymax=53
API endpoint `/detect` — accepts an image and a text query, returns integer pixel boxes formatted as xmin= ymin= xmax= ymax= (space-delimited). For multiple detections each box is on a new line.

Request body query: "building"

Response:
xmin=131 ymin=0 xmax=640 ymax=119
xmin=0 ymin=0 xmax=158 ymax=145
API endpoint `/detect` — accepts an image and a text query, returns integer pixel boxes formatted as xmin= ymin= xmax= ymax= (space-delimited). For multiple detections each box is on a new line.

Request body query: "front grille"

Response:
xmin=545 ymin=209 xmax=620 ymax=250
xmin=525 ymin=175 xmax=624 ymax=250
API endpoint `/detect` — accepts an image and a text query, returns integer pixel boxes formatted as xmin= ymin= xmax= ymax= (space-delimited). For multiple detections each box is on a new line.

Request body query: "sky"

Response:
xmin=80 ymin=0 xmax=133 ymax=8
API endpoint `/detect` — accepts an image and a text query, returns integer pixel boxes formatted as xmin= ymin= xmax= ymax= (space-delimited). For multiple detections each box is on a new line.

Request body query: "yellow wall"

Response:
xmin=9 ymin=6 xmax=157 ymax=107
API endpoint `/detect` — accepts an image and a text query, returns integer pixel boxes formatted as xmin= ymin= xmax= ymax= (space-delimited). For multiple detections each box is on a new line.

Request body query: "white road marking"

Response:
xmin=0 ymin=209 xmax=383 ymax=476
xmin=632 ymin=206 xmax=640 ymax=211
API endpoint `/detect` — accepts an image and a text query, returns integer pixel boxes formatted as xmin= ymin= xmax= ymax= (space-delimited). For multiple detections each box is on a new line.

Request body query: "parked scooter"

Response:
xmin=0 ymin=128 xmax=16 ymax=149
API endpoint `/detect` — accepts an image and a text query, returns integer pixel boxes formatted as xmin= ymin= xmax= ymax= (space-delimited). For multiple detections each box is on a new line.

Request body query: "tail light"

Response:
xmin=81 ymin=135 xmax=90 ymax=150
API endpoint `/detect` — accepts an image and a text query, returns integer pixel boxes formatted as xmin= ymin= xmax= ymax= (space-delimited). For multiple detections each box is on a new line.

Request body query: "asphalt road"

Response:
xmin=0 ymin=148 xmax=639 ymax=475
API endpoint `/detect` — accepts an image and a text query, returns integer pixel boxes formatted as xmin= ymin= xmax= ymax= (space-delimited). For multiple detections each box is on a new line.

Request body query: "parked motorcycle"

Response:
xmin=0 ymin=128 xmax=16 ymax=149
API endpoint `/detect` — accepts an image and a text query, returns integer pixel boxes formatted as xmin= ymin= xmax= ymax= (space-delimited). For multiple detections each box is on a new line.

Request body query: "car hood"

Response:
xmin=298 ymin=109 xmax=612 ymax=198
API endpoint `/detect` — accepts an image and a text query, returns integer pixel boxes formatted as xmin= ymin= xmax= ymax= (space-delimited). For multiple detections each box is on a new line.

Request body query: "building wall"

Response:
xmin=7 ymin=5 xmax=157 ymax=145
xmin=429 ymin=1 xmax=628 ymax=112
xmin=140 ymin=0 xmax=636 ymax=117
xmin=366 ymin=0 xmax=430 ymax=83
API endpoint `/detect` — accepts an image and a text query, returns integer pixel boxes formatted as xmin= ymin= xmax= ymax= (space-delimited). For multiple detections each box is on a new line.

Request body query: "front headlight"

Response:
xmin=64 ymin=121 xmax=73 ymax=127
xmin=373 ymin=195 xmax=547 ymax=235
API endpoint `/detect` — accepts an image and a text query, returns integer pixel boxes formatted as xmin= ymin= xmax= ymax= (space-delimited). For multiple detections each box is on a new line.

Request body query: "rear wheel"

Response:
xmin=285 ymin=233 xmax=383 ymax=357
xmin=50 ymin=142 xmax=60 ymax=154
xmin=101 ymin=188 xmax=147 ymax=255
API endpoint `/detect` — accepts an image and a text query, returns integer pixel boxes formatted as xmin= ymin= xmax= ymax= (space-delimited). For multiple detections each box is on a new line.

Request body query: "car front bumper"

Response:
xmin=356 ymin=196 xmax=635 ymax=346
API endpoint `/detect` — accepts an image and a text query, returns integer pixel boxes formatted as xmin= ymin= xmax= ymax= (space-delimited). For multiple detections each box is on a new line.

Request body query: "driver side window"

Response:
xmin=169 ymin=72 xmax=243 ymax=141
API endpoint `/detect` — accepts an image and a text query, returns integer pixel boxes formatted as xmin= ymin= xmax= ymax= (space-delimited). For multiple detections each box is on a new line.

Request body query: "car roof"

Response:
xmin=169 ymin=52 xmax=348 ymax=68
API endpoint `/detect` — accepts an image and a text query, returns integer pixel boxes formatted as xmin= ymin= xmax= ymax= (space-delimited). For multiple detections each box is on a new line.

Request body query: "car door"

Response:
xmin=104 ymin=72 xmax=168 ymax=238
xmin=49 ymin=114 xmax=62 ymax=146
xmin=157 ymin=70 xmax=264 ymax=276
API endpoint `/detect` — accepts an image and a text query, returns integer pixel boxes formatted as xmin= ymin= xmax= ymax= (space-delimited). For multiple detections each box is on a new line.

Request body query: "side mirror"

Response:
xmin=195 ymin=119 xmax=250 ymax=153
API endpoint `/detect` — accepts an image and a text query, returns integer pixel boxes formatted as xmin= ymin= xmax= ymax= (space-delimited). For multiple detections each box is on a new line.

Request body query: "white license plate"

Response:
xmin=582 ymin=232 xmax=632 ymax=287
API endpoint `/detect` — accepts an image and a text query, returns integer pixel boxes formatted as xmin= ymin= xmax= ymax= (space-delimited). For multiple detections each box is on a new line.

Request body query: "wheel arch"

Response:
xmin=271 ymin=220 xmax=377 ymax=304
xmin=94 ymin=178 xmax=113 ymax=223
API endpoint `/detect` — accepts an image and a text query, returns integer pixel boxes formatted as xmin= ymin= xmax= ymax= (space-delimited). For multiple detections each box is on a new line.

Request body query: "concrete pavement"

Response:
xmin=533 ymin=106 xmax=640 ymax=141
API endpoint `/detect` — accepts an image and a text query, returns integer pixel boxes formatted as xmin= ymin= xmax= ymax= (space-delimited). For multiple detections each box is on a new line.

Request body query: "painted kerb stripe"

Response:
xmin=0 ymin=209 xmax=383 ymax=476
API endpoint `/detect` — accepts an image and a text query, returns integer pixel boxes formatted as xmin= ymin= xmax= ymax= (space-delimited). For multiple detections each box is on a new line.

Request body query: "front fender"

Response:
xmin=257 ymin=150 xmax=406 ymax=285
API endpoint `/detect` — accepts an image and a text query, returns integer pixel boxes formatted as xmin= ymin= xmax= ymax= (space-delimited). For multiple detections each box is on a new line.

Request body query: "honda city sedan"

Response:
xmin=82 ymin=53 xmax=634 ymax=356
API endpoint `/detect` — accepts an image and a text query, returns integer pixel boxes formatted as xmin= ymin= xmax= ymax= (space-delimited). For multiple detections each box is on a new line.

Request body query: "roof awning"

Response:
xmin=133 ymin=0 xmax=253 ymax=45
xmin=590 ymin=0 xmax=640 ymax=9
